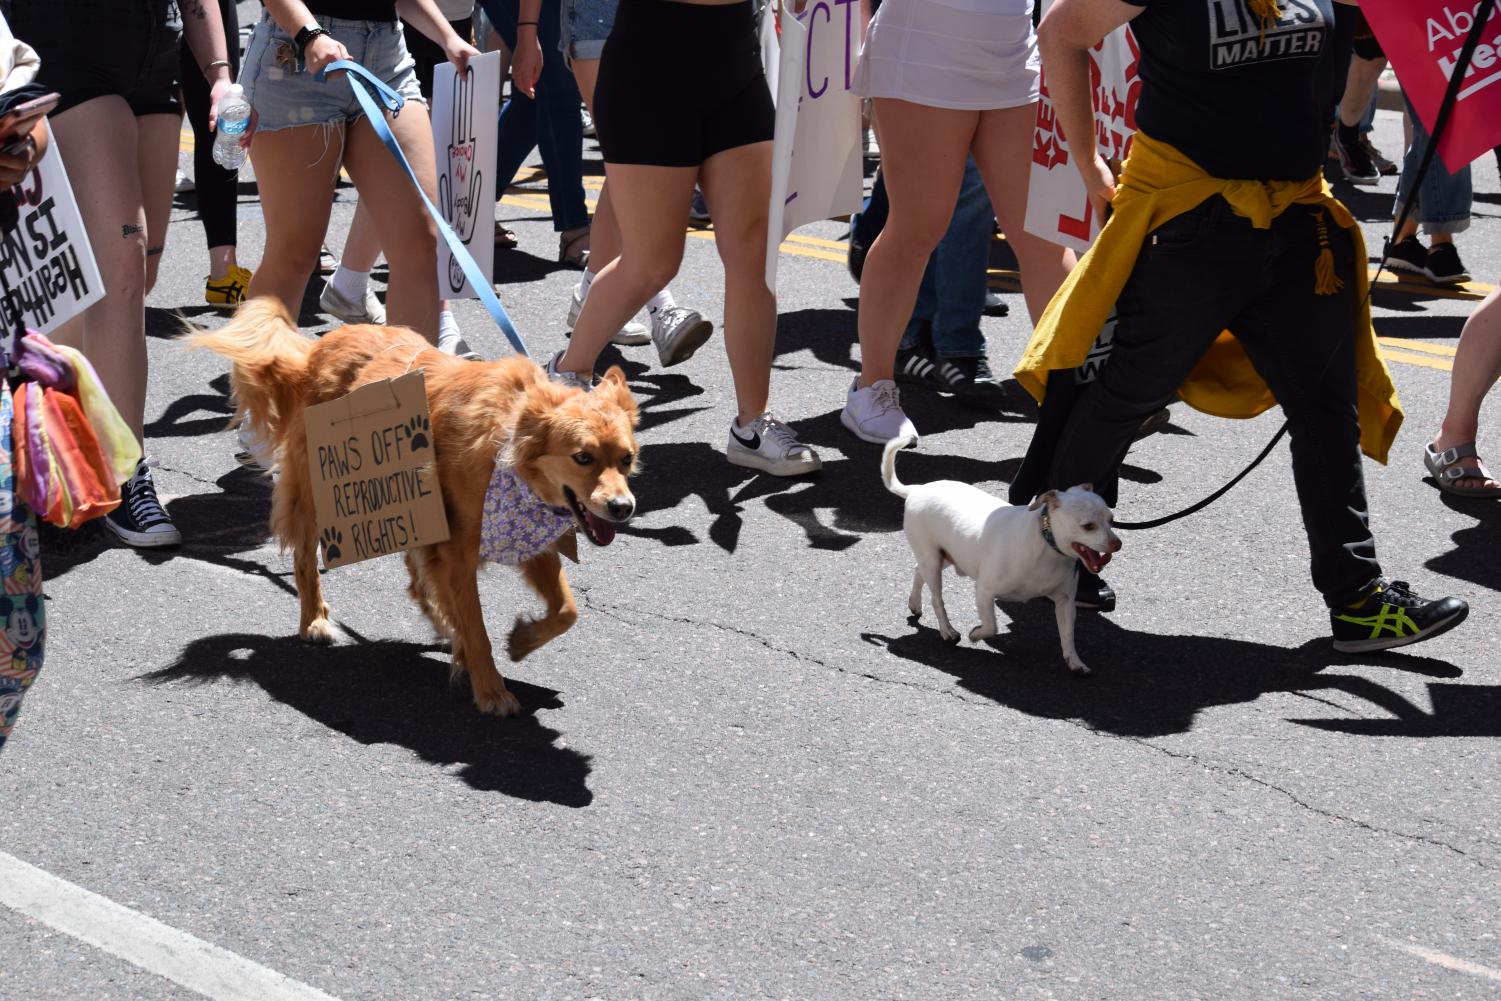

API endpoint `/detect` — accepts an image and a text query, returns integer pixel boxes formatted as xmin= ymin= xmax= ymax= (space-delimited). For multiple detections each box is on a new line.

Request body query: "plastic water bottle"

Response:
xmin=212 ymin=84 xmax=251 ymax=170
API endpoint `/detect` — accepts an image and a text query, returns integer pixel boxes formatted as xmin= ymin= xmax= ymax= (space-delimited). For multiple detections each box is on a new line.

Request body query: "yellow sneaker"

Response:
xmin=204 ymin=264 xmax=253 ymax=309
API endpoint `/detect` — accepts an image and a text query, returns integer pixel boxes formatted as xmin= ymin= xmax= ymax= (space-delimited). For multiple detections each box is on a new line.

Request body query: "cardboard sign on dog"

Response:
xmin=304 ymin=372 xmax=450 ymax=569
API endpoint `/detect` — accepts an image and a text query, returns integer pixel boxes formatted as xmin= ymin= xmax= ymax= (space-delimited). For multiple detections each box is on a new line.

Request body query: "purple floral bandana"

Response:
xmin=479 ymin=460 xmax=575 ymax=566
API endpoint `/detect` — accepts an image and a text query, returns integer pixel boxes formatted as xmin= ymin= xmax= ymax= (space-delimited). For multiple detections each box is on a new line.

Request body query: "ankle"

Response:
xmin=1433 ymin=423 xmax=1478 ymax=450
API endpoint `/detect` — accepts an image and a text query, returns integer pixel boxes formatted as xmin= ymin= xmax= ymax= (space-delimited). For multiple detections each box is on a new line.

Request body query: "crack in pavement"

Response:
xmin=578 ymin=588 xmax=1498 ymax=874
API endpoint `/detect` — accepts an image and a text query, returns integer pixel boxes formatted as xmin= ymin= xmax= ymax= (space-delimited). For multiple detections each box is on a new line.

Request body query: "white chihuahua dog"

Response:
xmin=882 ymin=435 xmax=1121 ymax=674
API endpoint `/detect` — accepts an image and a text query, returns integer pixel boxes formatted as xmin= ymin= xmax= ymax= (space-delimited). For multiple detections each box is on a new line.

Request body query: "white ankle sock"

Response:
xmin=330 ymin=265 xmax=369 ymax=303
xmin=646 ymin=288 xmax=676 ymax=315
xmin=438 ymin=309 xmax=459 ymax=340
xmin=578 ymin=267 xmax=597 ymax=300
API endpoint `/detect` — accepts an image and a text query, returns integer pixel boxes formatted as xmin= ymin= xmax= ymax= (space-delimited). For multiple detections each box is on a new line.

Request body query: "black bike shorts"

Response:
xmin=9 ymin=0 xmax=182 ymax=118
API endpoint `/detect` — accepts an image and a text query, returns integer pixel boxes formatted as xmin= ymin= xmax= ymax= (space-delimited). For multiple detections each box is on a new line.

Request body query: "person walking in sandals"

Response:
xmin=1424 ymin=284 xmax=1501 ymax=498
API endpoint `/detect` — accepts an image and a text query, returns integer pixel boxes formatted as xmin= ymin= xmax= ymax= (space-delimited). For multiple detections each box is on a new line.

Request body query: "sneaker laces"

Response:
xmin=748 ymin=413 xmax=808 ymax=453
xmin=1363 ymin=578 xmax=1423 ymax=608
xmin=124 ymin=460 xmax=172 ymax=528
xmin=867 ymin=380 xmax=902 ymax=415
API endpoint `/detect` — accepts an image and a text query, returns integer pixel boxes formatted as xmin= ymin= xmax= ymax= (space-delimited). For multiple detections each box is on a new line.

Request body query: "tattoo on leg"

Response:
xmin=122 ymin=224 xmax=143 ymax=237
xmin=146 ymin=246 xmax=164 ymax=257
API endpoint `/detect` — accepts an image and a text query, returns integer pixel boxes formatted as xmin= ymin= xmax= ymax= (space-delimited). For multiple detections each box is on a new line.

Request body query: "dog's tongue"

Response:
xmin=586 ymin=510 xmax=616 ymax=546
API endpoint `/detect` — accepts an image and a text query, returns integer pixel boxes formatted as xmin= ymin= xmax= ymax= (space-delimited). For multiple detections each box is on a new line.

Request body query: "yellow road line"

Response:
xmin=1376 ymin=337 xmax=1458 ymax=358
xmin=1380 ymin=347 xmax=1458 ymax=374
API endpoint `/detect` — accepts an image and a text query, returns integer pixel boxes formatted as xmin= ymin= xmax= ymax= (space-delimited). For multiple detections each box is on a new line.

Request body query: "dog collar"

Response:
xmin=479 ymin=460 xmax=576 ymax=566
xmin=1039 ymin=507 xmax=1067 ymax=557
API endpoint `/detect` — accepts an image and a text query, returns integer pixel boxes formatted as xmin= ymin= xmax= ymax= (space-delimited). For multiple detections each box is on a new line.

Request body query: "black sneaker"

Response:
xmin=1333 ymin=125 xmax=1380 ymax=184
xmin=1330 ymin=578 xmax=1467 ymax=653
xmin=1424 ymin=242 xmax=1471 ymax=284
xmin=936 ymin=355 xmax=1008 ymax=412
xmin=1384 ymin=236 xmax=1429 ymax=277
xmin=105 ymin=459 xmax=182 ymax=548
xmin=894 ymin=342 xmax=941 ymax=389
xmin=1361 ymin=135 xmax=1397 ymax=176
xmin=847 ymin=232 xmax=868 ymax=284
xmin=1076 ymin=571 xmax=1115 ymax=612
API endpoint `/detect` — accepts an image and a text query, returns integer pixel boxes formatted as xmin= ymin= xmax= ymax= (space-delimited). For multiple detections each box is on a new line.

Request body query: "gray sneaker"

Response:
xmin=319 ymin=280 xmax=386 ymax=325
xmin=439 ymin=329 xmax=481 ymax=360
xmin=727 ymin=413 xmax=822 ymax=477
xmin=651 ymin=306 xmax=714 ymax=367
xmin=566 ymin=285 xmax=650 ymax=346
xmin=545 ymin=350 xmax=593 ymax=391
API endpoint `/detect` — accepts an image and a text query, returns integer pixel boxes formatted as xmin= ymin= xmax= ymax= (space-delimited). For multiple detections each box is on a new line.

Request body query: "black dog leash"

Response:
xmin=1116 ymin=1 xmax=1493 ymax=531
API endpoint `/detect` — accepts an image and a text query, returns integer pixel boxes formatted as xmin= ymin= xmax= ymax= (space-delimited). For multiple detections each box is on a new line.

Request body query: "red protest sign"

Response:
xmin=1364 ymin=0 xmax=1501 ymax=173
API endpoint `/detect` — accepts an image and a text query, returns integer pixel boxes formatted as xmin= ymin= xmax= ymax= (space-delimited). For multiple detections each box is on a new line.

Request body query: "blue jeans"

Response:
xmin=901 ymin=158 xmax=990 ymax=358
xmin=1395 ymin=95 xmax=1471 ymax=237
xmin=480 ymin=0 xmax=589 ymax=233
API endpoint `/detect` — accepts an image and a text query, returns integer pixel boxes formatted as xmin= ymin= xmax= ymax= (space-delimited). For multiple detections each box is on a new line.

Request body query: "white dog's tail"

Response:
xmin=881 ymin=435 xmax=916 ymax=499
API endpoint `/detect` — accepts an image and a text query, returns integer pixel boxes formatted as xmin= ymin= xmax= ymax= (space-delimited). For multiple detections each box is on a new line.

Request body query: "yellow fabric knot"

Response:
xmin=1247 ymin=0 xmax=1281 ymax=47
xmin=1313 ymin=210 xmax=1344 ymax=296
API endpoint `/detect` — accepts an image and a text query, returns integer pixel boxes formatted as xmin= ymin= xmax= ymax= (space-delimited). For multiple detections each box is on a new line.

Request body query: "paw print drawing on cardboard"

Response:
xmin=407 ymin=414 xmax=431 ymax=452
xmin=321 ymin=526 xmax=344 ymax=562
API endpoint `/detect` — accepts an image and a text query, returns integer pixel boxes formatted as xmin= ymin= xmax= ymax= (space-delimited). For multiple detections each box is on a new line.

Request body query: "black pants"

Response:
xmin=1044 ymin=196 xmax=1381 ymax=607
xmin=402 ymin=17 xmax=473 ymax=101
xmin=178 ymin=0 xmax=240 ymax=249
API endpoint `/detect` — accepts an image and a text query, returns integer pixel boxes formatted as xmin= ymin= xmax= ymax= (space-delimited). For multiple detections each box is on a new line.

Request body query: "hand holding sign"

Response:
xmin=431 ymin=52 xmax=499 ymax=299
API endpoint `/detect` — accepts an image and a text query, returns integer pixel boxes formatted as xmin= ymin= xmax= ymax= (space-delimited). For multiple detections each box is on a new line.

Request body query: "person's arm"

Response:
xmin=1036 ymin=0 xmax=1144 ymax=221
xmin=509 ymin=0 xmax=545 ymax=97
xmin=263 ymin=0 xmax=353 ymax=77
xmin=396 ymin=0 xmax=483 ymax=72
xmin=179 ymin=0 xmax=235 ymax=130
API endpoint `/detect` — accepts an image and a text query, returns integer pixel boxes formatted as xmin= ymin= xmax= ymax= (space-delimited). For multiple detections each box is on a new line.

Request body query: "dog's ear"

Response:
xmin=1027 ymin=490 xmax=1060 ymax=511
xmin=593 ymin=365 xmax=639 ymax=426
xmin=506 ymin=397 xmax=552 ymax=473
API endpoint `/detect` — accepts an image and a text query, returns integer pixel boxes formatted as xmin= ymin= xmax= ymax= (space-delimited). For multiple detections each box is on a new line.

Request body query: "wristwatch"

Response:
xmin=294 ymin=23 xmax=328 ymax=52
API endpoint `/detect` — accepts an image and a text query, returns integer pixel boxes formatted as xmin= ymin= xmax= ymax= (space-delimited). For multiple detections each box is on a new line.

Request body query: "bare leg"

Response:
xmin=700 ymin=140 xmax=777 ymax=425
xmin=340 ymin=199 xmax=383 ymax=272
xmin=139 ymin=113 xmax=179 ymax=297
xmin=245 ymin=123 xmax=343 ymax=315
xmin=970 ymin=103 xmax=1076 ymax=325
xmin=1432 ymin=286 xmax=1501 ymax=489
xmin=856 ymin=100 xmax=972 ymax=387
xmin=207 ymin=245 xmax=240 ymax=281
xmin=570 ymin=58 xmax=621 ymax=271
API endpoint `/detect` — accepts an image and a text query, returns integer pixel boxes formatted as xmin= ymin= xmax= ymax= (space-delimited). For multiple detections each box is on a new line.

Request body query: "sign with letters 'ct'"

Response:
xmin=303 ymin=372 xmax=451 ymax=570
xmin=0 ymin=130 xmax=105 ymax=334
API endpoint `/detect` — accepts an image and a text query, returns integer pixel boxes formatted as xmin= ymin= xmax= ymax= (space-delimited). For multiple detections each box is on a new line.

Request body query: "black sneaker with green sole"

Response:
xmin=1330 ymin=578 xmax=1468 ymax=653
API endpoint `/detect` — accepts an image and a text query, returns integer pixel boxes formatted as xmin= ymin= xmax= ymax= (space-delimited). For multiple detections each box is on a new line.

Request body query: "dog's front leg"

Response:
xmin=434 ymin=545 xmax=521 ymax=717
xmin=1052 ymin=588 xmax=1089 ymax=675
xmin=508 ymin=550 xmax=579 ymax=662
xmin=968 ymin=586 xmax=1000 ymax=643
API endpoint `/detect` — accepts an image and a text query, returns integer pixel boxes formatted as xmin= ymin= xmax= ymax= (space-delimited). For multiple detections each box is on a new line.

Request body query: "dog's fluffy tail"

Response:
xmin=881 ymin=434 xmax=916 ymax=499
xmin=184 ymin=296 xmax=312 ymax=449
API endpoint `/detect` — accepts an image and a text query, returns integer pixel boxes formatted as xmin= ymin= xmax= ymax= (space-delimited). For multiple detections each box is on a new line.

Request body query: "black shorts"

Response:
xmin=1351 ymin=9 xmax=1383 ymax=61
xmin=593 ymin=0 xmax=774 ymax=167
xmin=9 ymin=0 xmax=182 ymax=118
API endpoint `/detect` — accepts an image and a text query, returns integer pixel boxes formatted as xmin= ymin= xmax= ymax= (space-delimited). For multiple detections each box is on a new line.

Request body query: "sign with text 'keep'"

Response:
xmin=304 ymin=372 xmax=450 ymax=570
xmin=1364 ymin=0 xmax=1501 ymax=173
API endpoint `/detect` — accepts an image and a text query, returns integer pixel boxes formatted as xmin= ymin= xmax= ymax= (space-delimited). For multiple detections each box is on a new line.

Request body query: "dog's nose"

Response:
xmin=606 ymin=497 xmax=635 ymax=522
xmin=1108 ymin=535 xmax=1122 ymax=553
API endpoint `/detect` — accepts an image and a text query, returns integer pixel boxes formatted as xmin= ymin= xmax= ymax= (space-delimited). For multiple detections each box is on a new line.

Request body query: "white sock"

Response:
xmin=578 ymin=267 xmax=597 ymax=300
xmin=330 ymin=265 xmax=369 ymax=303
xmin=646 ymin=288 xmax=676 ymax=315
xmin=438 ymin=309 xmax=459 ymax=341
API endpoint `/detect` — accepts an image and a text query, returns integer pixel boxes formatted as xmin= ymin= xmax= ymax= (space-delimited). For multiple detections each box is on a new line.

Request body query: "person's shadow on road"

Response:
xmin=143 ymin=632 xmax=594 ymax=807
xmin=863 ymin=604 xmax=1491 ymax=739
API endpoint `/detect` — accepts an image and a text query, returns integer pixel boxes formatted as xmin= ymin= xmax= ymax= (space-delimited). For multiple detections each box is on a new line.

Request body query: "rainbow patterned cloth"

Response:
xmin=0 ymin=377 xmax=45 ymax=753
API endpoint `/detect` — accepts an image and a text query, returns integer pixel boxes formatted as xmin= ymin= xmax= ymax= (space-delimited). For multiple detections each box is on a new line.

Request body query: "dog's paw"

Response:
xmin=475 ymin=688 xmax=523 ymax=717
xmin=968 ymin=625 xmax=996 ymax=643
xmin=405 ymin=414 xmax=431 ymax=452
xmin=907 ymin=599 xmax=922 ymax=619
xmin=939 ymin=626 xmax=961 ymax=644
xmin=1066 ymin=659 xmax=1092 ymax=676
xmin=319 ymin=526 xmax=343 ymax=563
xmin=301 ymin=618 xmax=337 ymax=645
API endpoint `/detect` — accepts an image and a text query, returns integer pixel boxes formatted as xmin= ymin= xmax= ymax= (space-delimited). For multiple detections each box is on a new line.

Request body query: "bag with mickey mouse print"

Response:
xmin=0 ymin=375 xmax=44 ymax=753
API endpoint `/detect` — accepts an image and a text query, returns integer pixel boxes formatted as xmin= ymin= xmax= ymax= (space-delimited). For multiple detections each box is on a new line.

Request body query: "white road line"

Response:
xmin=1378 ymin=936 xmax=1501 ymax=984
xmin=0 ymin=851 xmax=342 ymax=1001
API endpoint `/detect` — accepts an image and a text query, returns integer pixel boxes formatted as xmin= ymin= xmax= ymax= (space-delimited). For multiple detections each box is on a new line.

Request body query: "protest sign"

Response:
xmin=1023 ymin=21 xmax=1139 ymax=253
xmin=765 ymin=0 xmax=864 ymax=288
xmin=0 ymin=132 xmax=104 ymax=334
xmin=304 ymin=372 xmax=450 ymax=570
xmin=432 ymin=52 xmax=500 ymax=299
xmin=1364 ymin=0 xmax=1501 ymax=173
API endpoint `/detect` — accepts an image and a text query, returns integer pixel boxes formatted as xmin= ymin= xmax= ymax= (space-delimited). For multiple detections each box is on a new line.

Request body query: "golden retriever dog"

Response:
xmin=189 ymin=298 xmax=639 ymax=716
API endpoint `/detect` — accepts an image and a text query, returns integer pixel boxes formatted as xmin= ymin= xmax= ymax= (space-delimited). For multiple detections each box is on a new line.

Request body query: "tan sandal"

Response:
xmin=1424 ymin=442 xmax=1501 ymax=498
xmin=558 ymin=226 xmax=590 ymax=269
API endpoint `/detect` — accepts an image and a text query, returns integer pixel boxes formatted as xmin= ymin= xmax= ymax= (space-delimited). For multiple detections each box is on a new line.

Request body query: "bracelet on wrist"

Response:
xmin=202 ymin=59 xmax=231 ymax=76
xmin=517 ymin=20 xmax=539 ymax=26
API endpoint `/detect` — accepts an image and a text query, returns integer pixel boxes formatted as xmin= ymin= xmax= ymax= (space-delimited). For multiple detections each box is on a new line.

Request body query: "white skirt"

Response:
xmin=852 ymin=0 xmax=1040 ymax=111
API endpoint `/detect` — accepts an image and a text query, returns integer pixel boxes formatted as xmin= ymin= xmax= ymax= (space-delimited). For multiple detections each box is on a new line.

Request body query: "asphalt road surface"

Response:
xmin=3 ymin=99 xmax=1500 ymax=1000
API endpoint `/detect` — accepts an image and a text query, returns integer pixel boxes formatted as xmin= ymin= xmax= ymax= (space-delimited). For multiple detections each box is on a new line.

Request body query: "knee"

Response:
xmin=617 ymin=252 xmax=681 ymax=298
xmin=879 ymin=215 xmax=948 ymax=262
xmin=265 ymin=239 xmax=322 ymax=279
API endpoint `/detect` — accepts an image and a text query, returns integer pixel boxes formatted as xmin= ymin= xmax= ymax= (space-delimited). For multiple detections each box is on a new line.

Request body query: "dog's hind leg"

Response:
xmin=1052 ymin=590 xmax=1089 ymax=675
xmin=908 ymin=568 xmax=924 ymax=618
xmin=431 ymin=544 xmax=521 ymax=717
xmin=405 ymin=548 xmax=451 ymax=642
xmin=968 ymin=586 xmax=1000 ymax=643
xmin=508 ymin=550 xmax=578 ymax=662
xmin=919 ymin=558 xmax=959 ymax=644
xmin=275 ymin=422 xmax=335 ymax=644
xmin=292 ymin=523 xmax=336 ymax=644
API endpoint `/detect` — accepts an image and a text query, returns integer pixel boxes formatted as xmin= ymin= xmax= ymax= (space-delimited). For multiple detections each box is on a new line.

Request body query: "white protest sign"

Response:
xmin=432 ymin=51 xmax=500 ymax=299
xmin=0 ymin=131 xmax=104 ymax=334
xmin=765 ymin=0 xmax=864 ymax=288
xmin=1022 ymin=18 xmax=1140 ymax=253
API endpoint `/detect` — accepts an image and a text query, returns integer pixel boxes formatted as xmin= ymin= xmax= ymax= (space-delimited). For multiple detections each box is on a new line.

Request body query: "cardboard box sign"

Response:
xmin=303 ymin=371 xmax=451 ymax=569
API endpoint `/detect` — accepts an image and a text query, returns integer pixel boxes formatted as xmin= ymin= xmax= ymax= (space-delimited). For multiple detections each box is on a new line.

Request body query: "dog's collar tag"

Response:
xmin=1039 ymin=507 xmax=1067 ymax=557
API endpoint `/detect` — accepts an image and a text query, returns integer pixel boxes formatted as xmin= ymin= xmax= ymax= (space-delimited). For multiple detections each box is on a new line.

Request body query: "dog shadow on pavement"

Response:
xmin=863 ymin=604 xmax=1495 ymax=739
xmin=143 ymin=633 xmax=594 ymax=807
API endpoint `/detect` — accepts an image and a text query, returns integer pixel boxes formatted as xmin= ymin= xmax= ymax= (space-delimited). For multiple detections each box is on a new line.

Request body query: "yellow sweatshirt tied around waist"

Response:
xmin=1013 ymin=132 xmax=1402 ymax=464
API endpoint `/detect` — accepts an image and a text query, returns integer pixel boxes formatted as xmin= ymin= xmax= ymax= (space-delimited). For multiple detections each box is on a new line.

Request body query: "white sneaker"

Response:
xmin=174 ymin=169 xmax=195 ymax=194
xmin=566 ymin=286 xmax=650 ymax=346
xmin=439 ymin=329 xmax=481 ymax=360
xmin=727 ymin=413 xmax=822 ymax=477
xmin=841 ymin=378 xmax=919 ymax=445
xmin=545 ymin=349 xmax=593 ymax=391
xmin=235 ymin=417 xmax=276 ymax=471
xmin=319 ymin=280 xmax=386 ymax=325
xmin=651 ymin=307 xmax=714 ymax=367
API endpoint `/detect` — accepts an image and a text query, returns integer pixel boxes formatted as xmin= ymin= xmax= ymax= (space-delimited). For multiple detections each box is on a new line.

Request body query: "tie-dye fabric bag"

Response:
xmin=0 ymin=376 xmax=45 ymax=753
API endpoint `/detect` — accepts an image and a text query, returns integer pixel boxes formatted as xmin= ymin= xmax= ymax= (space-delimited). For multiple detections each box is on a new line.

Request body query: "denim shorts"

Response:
xmin=240 ymin=13 xmax=425 ymax=132
xmin=561 ymin=0 xmax=619 ymax=64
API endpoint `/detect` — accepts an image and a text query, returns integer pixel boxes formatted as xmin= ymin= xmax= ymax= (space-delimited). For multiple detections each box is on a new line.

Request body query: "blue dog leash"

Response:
xmin=318 ymin=59 xmax=530 ymax=358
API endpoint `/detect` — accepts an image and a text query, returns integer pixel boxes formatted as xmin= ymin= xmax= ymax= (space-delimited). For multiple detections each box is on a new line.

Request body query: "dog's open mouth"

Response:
xmin=1072 ymin=542 xmax=1111 ymax=575
xmin=563 ymin=487 xmax=617 ymax=546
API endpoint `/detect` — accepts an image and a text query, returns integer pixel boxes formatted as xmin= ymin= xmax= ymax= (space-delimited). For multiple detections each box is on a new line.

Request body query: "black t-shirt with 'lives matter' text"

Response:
xmin=1122 ymin=0 xmax=1355 ymax=180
